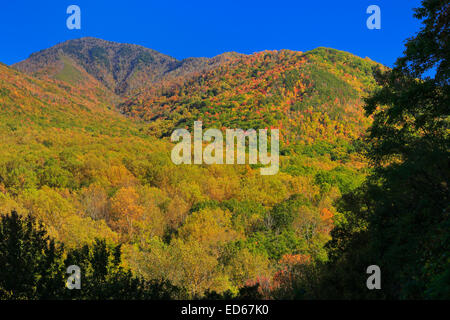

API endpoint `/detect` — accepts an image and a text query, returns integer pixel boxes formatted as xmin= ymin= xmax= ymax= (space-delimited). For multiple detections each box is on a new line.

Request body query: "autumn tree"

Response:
xmin=109 ymin=187 xmax=144 ymax=240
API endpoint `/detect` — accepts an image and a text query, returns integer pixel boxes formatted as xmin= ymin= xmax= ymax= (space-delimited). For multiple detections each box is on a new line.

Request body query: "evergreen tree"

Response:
xmin=0 ymin=211 xmax=65 ymax=299
xmin=64 ymin=239 xmax=184 ymax=299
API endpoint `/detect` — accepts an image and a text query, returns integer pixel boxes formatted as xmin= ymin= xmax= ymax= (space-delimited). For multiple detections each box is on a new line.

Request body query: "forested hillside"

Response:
xmin=120 ymin=47 xmax=382 ymax=145
xmin=2 ymin=40 xmax=378 ymax=298
xmin=1 ymin=0 xmax=447 ymax=301
xmin=14 ymin=37 xmax=242 ymax=97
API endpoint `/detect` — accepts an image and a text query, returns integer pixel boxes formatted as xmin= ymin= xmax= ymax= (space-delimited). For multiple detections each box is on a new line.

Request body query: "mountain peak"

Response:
xmin=14 ymin=37 xmax=181 ymax=96
xmin=13 ymin=37 xmax=240 ymax=97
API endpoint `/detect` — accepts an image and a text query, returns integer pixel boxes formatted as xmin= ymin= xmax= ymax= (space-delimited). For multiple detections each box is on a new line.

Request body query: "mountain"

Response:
xmin=119 ymin=47 xmax=383 ymax=145
xmin=1 ymin=39 xmax=381 ymax=296
xmin=13 ymin=37 xmax=243 ymax=97
xmin=0 ymin=60 xmax=173 ymax=245
xmin=13 ymin=38 xmax=382 ymax=147
xmin=0 ymin=60 xmax=141 ymax=133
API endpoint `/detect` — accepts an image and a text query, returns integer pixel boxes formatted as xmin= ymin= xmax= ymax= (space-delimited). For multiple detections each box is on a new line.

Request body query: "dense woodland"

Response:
xmin=0 ymin=0 xmax=448 ymax=299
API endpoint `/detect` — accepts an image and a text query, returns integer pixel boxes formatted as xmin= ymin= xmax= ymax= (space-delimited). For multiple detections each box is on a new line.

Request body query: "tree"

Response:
xmin=64 ymin=239 xmax=183 ymax=299
xmin=322 ymin=0 xmax=449 ymax=299
xmin=109 ymin=187 xmax=144 ymax=240
xmin=177 ymin=208 xmax=240 ymax=251
xmin=0 ymin=211 xmax=183 ymax=300
xmin=0 ymin=211 xmax=65 ymax=299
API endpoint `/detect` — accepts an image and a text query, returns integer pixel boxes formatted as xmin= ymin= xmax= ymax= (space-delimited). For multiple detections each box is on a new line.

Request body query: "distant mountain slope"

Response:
xmin=0 ymin=61 xmax=172 ymax=246
xmin=0 ymin=62 xmax=126 ymax=130
xmin=12 ymin=39 xmax=384 ymax=146
xmin=13 ymin=38 xmax=243 ymax=97
xmin=120 ymin=47 xmax=383 ymax=144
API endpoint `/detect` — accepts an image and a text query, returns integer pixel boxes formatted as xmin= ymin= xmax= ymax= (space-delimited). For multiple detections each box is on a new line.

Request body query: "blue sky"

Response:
xmin=1 ymin=0 xmax=423 ymax=66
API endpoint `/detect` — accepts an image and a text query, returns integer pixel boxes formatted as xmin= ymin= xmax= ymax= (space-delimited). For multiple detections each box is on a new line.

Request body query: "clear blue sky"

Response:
xmin=1 ymin=0 xmax=423 ymax=66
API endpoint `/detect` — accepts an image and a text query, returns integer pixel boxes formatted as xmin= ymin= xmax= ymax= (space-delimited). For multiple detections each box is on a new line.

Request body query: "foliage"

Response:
xmin=306 ymin=0 xmax=449 ymax=299
xmin=0 ymin=211 xmax=183 ymax=300
xmin=0 ymin=34 xmax=384 ymax=298
xmin=0 ymin=211 xmax=65 ymax=299
xmin=119 ymin=48 xmax=380 ymax=147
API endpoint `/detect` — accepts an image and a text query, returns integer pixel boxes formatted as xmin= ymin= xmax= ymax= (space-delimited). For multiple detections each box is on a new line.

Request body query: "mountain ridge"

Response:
xmin=119 ymin=47 xmax=383 ymax=145
xmin=13 ymin=37 xmax=245 ymax=97
xmin=10 ymin=38 xmax=385 ymax=147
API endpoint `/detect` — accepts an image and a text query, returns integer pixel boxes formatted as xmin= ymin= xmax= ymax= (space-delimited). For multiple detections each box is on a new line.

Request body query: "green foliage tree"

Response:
xmin=270 ymin=195 xmax=309 ymax=232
